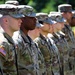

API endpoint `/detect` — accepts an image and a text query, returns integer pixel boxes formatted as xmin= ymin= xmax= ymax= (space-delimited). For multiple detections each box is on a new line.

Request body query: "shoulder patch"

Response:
xmin=0 ymin=46 xmax=6 ymax=56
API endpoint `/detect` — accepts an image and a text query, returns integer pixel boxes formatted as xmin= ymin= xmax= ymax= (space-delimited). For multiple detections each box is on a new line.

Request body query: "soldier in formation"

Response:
xmin=0 ymin=4 xmax=24 ymax=75
xmin=13 ymin=5 xmax=47 ymax=75
xmin=58 ymin=4 xmax=75 ymax=75
xmin=0 ymin=0 xmax=75 ymax=75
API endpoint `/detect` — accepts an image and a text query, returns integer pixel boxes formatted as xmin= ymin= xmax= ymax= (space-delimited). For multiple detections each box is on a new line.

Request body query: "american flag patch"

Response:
xmin=0 ymin=46 xmax=6 ymax=56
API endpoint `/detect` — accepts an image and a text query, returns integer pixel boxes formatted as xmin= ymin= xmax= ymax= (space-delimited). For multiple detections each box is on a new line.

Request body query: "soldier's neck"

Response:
xmin=40 ymin=31 xmax=48 ymax=37
xmin=21 ymin=29 xmax=28 ymax=35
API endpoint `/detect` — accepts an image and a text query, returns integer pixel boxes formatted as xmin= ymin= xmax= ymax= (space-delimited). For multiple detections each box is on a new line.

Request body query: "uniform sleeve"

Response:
xmin=0 ymin=42 xmax=8 ymax=60
xmin=0 ymin=41 xmax=15 ymax=66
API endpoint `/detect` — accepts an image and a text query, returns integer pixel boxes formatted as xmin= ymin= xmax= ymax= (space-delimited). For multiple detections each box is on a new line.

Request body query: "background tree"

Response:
xmin=1 ymin=0 xmax=75 ymax=13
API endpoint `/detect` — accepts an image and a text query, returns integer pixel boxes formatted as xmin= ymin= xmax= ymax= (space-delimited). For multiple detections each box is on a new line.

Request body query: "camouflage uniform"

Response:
xmin=13 ymin=30 xmax=45 ymax=75
xmin=0 ymin=4 xmax=24 ymax=75
xmin=62 ymin=25 xmax=75 ymax=75
xmin=51 ymin=31 xmax=70 ymax=75
xmin=0 ymin=28 xmax=17 ymax=75
xmin=58 ymin=4 xmax=75 ymax=74
xmin=34 ymin=34 xmax=60 ymax=75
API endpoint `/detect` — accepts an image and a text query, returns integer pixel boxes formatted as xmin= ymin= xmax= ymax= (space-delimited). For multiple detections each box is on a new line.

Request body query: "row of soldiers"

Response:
xmin=0 ymin=0 xmax=75 ymax=75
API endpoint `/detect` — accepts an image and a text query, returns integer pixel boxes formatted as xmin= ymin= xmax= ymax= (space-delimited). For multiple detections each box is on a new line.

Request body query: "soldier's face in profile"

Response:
xmin=67 ymin=12 xmax=72 ymax=20
xmin=6 ymin=15 xmax=22 ymax=32
xmin=41 ymin=23 xmax=51 ymax=33
xmin=53 ymin=22 xmax=63 ymax=32
xmin=21 ymin=16 xmax=36 ymax=30
xmin=48 ymin=24 xmax=54 ymax=33
xmin=70 ymin=17 xmax=75 ymax=26
xmin=63 ymin=12 xmax=72 ymax=23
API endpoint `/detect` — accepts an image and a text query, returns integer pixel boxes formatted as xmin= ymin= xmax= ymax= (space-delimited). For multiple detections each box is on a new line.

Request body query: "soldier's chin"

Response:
xmin=53 ymin=29 xmax=57 ymax=33
xmin=13 ymin=29 xmax=19 ymax=32
xmin=30 ymin=26 xmax=36 ymax=30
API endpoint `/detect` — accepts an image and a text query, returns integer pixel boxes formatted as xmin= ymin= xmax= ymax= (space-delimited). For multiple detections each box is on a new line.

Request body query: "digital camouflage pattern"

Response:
xmin=52 ymin=30 xmax=75 ymax=75
xmin=0 ymin=28 xmax=17 ymax=75
xmin=13 ymin=30 xmax=45 ymax=75
xmin=34 ymin=34 xmax=60 ymax=75
xmin=62 ymin=24 xmax=75 ymax=75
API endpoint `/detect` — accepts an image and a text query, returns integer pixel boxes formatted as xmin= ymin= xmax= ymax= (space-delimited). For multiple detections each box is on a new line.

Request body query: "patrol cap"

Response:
xmin=36 ymin=13 xmax=48 ymax=21
xmin=18 ymin=5 xmax=36 ymax=17
xmin=5 ymin=0 xmax=19 ymax=5
xmin=49 ymin=12 xmax=61 ymax=20
xmin=43 ymin=18 xmax=56 ymax=24
xmin=0 ymin=4 xmax=24 ymax=18
xmin=58 ymin=4 xmax=72 ymax=12
xmin=36 ymin=13 xmax=55 ymax=24
xmin=56 ymin=16 xmax=66 ymax=22
xmin=49 ymin=11 xmax=66 ymax=22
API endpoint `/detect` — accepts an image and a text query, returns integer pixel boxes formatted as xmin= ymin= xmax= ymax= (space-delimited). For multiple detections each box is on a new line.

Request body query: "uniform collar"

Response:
xmin=20 ymin=30 xmax=34 ymax=44
xmin=0 ymin=26 xmax=14 ymax=44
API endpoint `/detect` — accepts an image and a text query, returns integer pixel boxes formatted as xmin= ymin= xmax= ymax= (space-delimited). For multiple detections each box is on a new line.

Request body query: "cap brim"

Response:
xmin=43 ymin=18 xmax=57 ymax=24
xmin=26 ymin=12 xmax=36 ymax=17
xmin=10 ymin=14 xmax=25 ymax=18
xmin=56 ymin=18 xmax=66 ymax=22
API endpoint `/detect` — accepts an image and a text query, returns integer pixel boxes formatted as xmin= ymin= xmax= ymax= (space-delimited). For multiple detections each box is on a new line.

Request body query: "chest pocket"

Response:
xmin=39 ymin=40 xmax=50 ymax=62
xmin=8 ymin=44 xmax=15 ymax=61
xmin=3 ymin=44 xmax=15 ymax=68
xmin=20 ymin=43 xmax=33 ymax=65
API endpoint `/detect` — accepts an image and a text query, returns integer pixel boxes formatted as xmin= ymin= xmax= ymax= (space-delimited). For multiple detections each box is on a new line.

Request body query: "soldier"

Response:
xmin=58 ymin=4 xmax=75 ymax=75
xmin=13 ymin=5 xmax=45 ymax=75
xmin=58 ymin=4 xmax=73 ymax=24
xmin=48 ymin=12 xmax=67 ymax=75
xmin=58 ymin=4 xmax=75 ymax=44
xmin=34 ymin=13 xmax=61 ymax=75
xmin=28 ymin=19 xmax=47 ymax=75
xmin=58 ymin=4 xmax=75 ymax=46
xmin=0 ymin=4 xmax=23 ymax=75
xmin=49 ymin=12 xmax=65 ymax=32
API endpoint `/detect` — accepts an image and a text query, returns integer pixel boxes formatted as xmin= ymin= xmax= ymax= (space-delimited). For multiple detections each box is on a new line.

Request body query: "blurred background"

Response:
xmin=0 ymin=0 xmax=75 ymax=13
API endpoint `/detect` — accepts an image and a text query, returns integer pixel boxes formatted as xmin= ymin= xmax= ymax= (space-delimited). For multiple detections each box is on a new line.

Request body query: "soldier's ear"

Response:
xmin=3 ymin=17 xmax=8 ymax=25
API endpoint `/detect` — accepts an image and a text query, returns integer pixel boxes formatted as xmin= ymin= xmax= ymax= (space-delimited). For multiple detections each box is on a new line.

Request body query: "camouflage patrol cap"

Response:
xmin=49 ymin=11 xmax=66 ymax=22
xmin=58 ymin=4 xmax=72 ymax=12
xmin=5 ymin=0 xmax=19 ymax=5
xmin=18 ymin=5 xmax=36 ymax=17
xmin=49 ymin=12 xmax=61 ymax=20
xmin=36 ymin=13 xmax=55 ymax=24
xmin=0 ymin=4 xmax=24 ymax=18
xmin=36 ymin=13 xmax=48 ymax=21
xmin=56 ymin=16 xmax=66 ymax=22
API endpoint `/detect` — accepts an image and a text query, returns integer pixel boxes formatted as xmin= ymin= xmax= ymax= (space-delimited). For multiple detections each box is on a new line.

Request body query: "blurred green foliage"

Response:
xmin=1 ymin=0 xmax=75 ymax=13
